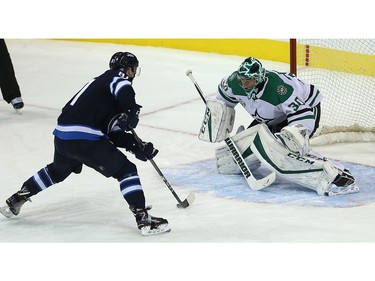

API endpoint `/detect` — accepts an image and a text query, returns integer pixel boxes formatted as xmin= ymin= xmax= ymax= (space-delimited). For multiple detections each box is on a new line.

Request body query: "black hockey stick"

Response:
xmin=130 ymin=128 xmax=195 ymax=208
xmin=186 ymin=70 xmax=276 ymax=190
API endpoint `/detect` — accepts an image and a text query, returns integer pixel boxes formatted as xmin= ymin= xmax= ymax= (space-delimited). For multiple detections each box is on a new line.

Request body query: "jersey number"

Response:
xmin=288 ymin=97 xmax=304 ymax=111
xmin=69 ymin=79 xmax=96 ymax=106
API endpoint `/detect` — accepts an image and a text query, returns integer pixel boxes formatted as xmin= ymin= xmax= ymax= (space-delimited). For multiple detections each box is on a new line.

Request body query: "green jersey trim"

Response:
xmin=218 ymin=86 xmax=238 ymax=104
xmin=308 ymin=89 xmax=320 ymax=106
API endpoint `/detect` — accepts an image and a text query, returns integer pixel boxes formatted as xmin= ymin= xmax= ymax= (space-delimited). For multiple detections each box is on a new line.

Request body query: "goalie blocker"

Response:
xmin=198 ymin=98 xmax=235 ymax=143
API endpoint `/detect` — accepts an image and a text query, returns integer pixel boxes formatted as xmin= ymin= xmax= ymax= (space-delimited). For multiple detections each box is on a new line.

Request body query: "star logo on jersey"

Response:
xmin=277 ymin=85 xmax=287 ymax=95
xmin=252 ymin=109 xmax=274 ymax=125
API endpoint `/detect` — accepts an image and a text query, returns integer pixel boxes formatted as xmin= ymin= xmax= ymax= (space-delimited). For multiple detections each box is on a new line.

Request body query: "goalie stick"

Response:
xmin=130 ymin=128 xmax=195 ymax=208
xmin=186 ymin=70 xmax=276 ymax=191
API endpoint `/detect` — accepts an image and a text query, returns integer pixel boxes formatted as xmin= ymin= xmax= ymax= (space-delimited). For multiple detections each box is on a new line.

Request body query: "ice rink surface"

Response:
xmin=1 ymin=40 xmax=374 ymax=280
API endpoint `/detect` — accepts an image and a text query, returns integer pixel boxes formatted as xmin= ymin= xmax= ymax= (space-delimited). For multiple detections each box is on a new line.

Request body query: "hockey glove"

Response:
xmin=275 ymin=124 xmax=309 ymax=157
xmin=132 ymin=141 xmax=159 ymax=162
xmin=118 ymin=105 xmax=142 ymax=131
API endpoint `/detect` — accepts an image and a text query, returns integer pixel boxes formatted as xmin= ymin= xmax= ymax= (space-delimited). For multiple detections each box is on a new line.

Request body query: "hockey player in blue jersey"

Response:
xmin=0 ymin=51 xmax=170 ymax=236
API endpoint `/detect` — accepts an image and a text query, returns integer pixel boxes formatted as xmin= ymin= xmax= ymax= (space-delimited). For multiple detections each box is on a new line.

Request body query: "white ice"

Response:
xmin=1 ymin=40 xmax=374 ymax=280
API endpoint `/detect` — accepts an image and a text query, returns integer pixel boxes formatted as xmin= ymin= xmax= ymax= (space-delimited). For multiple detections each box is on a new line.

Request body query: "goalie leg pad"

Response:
xmin=215 ymin=125 xmax=261 ymax=174
xmin=251 ymin=124 xmax=340 ymax=195
xmin=216 ymin=144 xmax=260 ymax=174
xmin=198 ymin=99 xmax=235 ymax=143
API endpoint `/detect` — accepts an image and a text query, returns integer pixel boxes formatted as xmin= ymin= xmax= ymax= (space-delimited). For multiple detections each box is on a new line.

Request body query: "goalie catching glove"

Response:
xmin=275 ymin=124 xmax=309 ymax=157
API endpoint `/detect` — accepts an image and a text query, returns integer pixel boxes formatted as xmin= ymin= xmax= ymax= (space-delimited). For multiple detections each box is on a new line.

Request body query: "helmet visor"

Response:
xmin=135 ymin=66 xmax=141 ymax=76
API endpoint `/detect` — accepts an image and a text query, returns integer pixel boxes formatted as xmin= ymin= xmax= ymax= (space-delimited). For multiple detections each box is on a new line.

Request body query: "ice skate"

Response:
xmin=10 ymin=97 xmax=24 ymax=114
xmin=11 ymin=97 xmax=24 ymax=109
xmin=325 ymin=169 xmax=359 ymax=196
xmin=0 ymin=186 xmax=31 ymax=218
xmin=130 ymin=205 xmax=171 ymax=236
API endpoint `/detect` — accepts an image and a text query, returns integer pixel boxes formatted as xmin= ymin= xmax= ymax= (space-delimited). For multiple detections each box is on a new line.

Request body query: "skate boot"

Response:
xmin=325 ymin=169 xmax=359 ymax=196
xmin=11 ymin=97 xmax=24 ymax=109
xmin=0 ymin=186 xmax=32 ymax=218
xmin=130 ymin=205 xmax=171 ymax=236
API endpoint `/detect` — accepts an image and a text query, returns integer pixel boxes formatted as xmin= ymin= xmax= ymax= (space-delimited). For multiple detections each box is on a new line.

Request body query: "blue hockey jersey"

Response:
xmin=53 ymin=69 xmax=138 ymax=141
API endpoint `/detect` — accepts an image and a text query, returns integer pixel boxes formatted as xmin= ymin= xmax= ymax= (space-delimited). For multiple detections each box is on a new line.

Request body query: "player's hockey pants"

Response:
xmin=20 ymin=137 xmax=146 ymax=208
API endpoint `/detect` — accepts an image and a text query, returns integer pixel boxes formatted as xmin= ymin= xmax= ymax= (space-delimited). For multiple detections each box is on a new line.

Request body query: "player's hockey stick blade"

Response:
xmin=177 ymin=192 xmax=195 ymax=208
xmin=129 ymin=128 xmax=195 ymax=209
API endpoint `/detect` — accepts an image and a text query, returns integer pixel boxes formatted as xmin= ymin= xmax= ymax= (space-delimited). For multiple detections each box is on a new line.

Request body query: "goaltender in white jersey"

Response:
xmin=199 ymin=57 xmax=359 ymax=196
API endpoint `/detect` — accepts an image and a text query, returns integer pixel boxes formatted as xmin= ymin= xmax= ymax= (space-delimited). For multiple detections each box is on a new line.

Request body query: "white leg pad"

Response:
xmin=215 ymin=125 xmax=261 ymax=174
xmin=251 ymin=124 xmax=339 ymax=195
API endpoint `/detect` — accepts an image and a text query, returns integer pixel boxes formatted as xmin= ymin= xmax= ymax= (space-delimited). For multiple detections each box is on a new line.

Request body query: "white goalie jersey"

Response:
xmin=216 ymin=70 xmax=322 ymax=136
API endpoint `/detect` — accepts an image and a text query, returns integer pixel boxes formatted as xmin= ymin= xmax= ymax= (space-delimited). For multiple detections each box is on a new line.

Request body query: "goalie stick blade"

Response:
xmin=248 ymin=171 xmax=277 ymax=191
xmin=176 ymin=192 xmax=195 ymax=209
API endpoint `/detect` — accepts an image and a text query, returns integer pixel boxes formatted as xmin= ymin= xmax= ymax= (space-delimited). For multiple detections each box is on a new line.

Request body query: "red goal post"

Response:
xmin=289 ymin=38 xmax=375 ymax=145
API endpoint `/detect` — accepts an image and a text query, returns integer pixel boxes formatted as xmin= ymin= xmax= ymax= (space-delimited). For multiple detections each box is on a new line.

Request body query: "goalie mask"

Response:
xmin=237 ymin=57 xmax=266 ymax=92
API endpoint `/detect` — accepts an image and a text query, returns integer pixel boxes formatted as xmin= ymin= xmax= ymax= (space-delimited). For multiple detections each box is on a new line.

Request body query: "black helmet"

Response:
xmin=109 ymin=52 xmax=139 ymax=71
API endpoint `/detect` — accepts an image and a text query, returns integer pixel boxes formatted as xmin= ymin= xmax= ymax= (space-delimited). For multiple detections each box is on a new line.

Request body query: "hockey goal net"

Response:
xmin=290 ymin=39 xmax=375 ymax=145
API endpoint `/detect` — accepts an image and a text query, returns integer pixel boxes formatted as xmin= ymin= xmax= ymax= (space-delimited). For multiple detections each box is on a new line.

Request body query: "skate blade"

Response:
xmin=0 ymin=206 xmax=14 ymax=218
xmin=141 ymin=224 xmax=171 ymax=236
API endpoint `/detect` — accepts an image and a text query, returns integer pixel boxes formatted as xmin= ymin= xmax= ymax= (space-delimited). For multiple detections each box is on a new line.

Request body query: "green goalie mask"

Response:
xmin=237 ymin=57 xmax=266 ymax=84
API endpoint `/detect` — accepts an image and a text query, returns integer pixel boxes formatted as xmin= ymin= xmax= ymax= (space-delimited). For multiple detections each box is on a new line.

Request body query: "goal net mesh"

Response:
xmin=295 ymin=39 xmax=375 ymax=145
